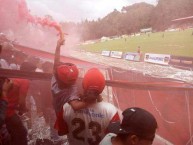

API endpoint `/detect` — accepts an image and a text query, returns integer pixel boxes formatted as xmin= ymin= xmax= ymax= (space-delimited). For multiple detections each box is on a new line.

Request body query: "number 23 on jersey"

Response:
xmin=72 ymin=118 xmax=102 ymax=145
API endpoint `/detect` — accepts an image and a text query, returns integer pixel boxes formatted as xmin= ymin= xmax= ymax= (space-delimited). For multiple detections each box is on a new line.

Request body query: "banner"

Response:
xmin=110 ymin=51 xmax=123 ymax=59
xmin=144 ymin=53 xmax=170 ymax=65
xmin=169 ymin=55 xmax=193 ymax=69
xmin=124 ymin=52 xmax=141 ymax=61
xmin=101 ymin=50 xmax=111 ymax=56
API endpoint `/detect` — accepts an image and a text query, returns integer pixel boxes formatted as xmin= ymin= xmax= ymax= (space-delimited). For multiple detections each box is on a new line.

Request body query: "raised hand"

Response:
xmin=57 ymin=37 xmax=65 ymax=46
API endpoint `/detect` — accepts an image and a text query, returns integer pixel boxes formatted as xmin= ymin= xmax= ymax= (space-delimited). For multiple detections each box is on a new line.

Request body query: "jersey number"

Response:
xmin=72 ymin=118 xmax=102 ymax=145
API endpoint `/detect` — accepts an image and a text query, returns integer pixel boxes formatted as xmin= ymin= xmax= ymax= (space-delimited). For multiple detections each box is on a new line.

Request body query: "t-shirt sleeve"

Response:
xmin=67 ymin=85 xmax=79 ymax=102
xmin=105 ymin=104 xmax=121 ymax=134
xmin=51 ymin=76 xmax=59 ymax=94
xmin=110 ymin=112 xmax=120 ymax=123
xmin=51 ymin=76 xmax=79 ymax=112
xmin=108 ymin=104 xmax=121 ymax=123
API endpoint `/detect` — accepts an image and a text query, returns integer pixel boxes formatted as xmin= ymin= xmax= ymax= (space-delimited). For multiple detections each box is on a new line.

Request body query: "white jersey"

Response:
xmin=99 ymin=133 xmax=117 ymax=145
xmin=63 ymin=101 xmax=120 ymax=145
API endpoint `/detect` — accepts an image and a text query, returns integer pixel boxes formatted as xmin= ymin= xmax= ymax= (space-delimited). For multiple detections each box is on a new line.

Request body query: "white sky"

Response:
xmin=26 ymin=0 xmax=157 ymax=22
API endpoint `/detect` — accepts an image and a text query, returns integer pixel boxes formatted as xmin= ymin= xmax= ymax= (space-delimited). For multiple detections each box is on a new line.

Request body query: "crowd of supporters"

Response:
xmin=0 ymin=37 xmax=62 ymax=144
xmin=0 ymin=35 xmax=158 ymax=145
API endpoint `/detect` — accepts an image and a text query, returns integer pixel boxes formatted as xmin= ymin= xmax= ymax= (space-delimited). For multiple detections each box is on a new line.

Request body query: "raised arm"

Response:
xmin=53 ymin=38 xmax=65 ymax=71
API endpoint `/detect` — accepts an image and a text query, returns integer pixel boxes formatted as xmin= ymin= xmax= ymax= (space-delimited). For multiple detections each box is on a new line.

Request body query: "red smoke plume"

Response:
xmin=18 ymin=0 xmax=64 ymax=40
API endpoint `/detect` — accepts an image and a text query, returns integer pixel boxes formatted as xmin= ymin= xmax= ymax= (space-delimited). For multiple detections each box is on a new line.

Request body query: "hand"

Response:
xmin=57 ymin=38 xmax=65 ymax=46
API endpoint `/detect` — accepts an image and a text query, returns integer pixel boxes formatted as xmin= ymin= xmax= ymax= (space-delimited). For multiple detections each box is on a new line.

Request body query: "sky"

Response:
xmin=26 ymin=0 xmax=157 ymax=22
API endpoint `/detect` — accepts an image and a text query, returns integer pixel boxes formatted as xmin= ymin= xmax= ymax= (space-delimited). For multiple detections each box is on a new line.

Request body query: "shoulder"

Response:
xmin=9 ymin=63 xmax=18 ymax=70
xmin=12 ymin=78 xmax=29 ymax=87
xmin=0 ymin=59 xmax=9 ymax=69
xmin=96 ymin=102 xmax=118 ymax=117
xmin=99 ymin=133 xmax=116 ymax=145
xmin=17 ymin=78 xmax=29 ymax=84
xmin=63 ymin=103 xmax=73 ymax=113
xmin=63 ymin=103 xmax=75 ymax=119
xmin=99 ymin=102 xmax=117 ymax=110
xmin=63 ymin=103 xmax=71 ymax=109
xmin=0 ymin=59 xmax=7 ymax=63
xmin=99 ymin=102 xmax=121 ymax=121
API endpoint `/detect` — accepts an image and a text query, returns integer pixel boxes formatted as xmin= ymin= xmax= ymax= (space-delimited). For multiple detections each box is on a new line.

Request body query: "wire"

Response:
xmin=148 ymin=90 xmax=176 ymax=124
xmin=185 ymin=91 xmax=193 ymax=145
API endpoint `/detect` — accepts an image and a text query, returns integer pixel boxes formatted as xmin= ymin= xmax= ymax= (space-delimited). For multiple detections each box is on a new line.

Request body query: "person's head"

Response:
xmin=42 ymin=61 xmax=53 ymax=73
xmin=82 ymin=68 xmax=105 ymax=102
xmin=14 ymin=51 xmax=27 ymax=65
xmin=114 ymin=107 xmax=157 ymax=145
xmin=55 ymin=63 xmax=79 ymax=87
xmin=0 ymin=77 xmax=12 ymax=98
xmin=20 ymin=61 xmax=37 ymax=72
xmin=27 ymin=56 xmax=40 ymax=66
xmin=0 ymin=45 xmax=14 ymax=61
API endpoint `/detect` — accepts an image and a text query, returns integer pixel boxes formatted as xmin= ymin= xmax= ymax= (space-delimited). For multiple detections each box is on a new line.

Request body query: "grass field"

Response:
xmin=80 ymin=29 xmax=193 ymax=57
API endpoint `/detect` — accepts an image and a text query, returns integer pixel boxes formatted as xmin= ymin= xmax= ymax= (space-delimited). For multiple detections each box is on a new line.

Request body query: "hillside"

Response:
xmin=75 ymin=0 xmax=193 ymax=40
xmin=151 ymin=0 xmax=193 ymax=30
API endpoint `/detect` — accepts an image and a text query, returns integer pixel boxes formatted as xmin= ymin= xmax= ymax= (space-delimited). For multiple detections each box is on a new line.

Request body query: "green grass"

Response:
xmin=80 ymin=29 xmax=193 ymax=57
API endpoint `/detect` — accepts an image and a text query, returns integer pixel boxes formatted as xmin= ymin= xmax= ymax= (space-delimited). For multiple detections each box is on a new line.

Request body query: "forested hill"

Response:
xmin=61 ymin=0 xmax=193 ymax=41
xmin=151 ymin=0 xmax=193 ymax=29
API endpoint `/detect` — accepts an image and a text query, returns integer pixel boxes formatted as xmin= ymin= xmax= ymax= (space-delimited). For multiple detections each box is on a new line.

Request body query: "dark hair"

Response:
xmin=42 ymin=61 xmax=53 ymax=72
xmin=82 ymin=89 xmax=100 ymax=102
xmin=117 ymin=133 xmax=130 ymax=142
xmin=27 ymin=56 xmax=40 ymax=66
xmin=116 ymin=107 xmax=157 ymax=142
xmin=117 ymin=131 xmax=155 ymax=142
xmin=20 ymin=62 xmax=37 ymax=72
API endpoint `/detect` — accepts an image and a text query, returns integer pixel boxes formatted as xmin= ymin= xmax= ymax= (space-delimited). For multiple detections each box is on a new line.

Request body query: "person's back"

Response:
xmin=61 ymin=68 xmax=120 ymax=145
xmin=63 ymin=101 xmax=118 ymax=145
xmin=6 ymin=78 xmax=29 ymax=117
xmin=5 ymin=61 xmax=36 ymax=145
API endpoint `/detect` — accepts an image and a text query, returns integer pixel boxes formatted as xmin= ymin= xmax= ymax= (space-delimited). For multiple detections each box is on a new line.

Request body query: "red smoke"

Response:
xmin=18 ymin=0 xmax=64 ymax=40
xmin=0 ymin=0 xmax=80 ymax=53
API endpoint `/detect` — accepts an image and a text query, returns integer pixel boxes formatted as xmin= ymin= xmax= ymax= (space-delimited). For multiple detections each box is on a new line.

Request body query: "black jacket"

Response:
xmin=0 ymin=99 xmax=7 ymax=128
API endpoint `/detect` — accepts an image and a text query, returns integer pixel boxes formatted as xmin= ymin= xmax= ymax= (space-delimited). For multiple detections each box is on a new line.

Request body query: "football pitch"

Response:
xmin=81 ymin=29 xmax=193 ymax=57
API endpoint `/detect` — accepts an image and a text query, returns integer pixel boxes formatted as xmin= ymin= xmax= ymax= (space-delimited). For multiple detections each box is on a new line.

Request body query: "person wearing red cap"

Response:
xmin=56 ymin=68 xmax=120 ymax=145
xmin=5 ymin=61 xmax=36 ymax=145
xmin=52 ymin=39 xmax=90 ymax=135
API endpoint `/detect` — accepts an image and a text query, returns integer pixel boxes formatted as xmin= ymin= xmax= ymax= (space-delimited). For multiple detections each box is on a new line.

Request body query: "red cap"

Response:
xmin=82 ymin=68 xmax=105 ymax=94
xmin=56 ymin=64 xmax=79 ymax=84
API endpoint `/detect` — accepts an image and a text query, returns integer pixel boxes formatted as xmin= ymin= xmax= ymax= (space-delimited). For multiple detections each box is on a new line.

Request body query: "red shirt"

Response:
xmin=6 ymin=78 xmax=29 ymax=118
